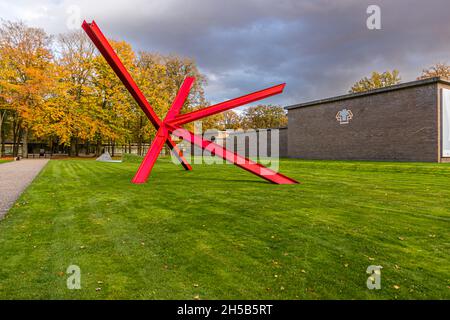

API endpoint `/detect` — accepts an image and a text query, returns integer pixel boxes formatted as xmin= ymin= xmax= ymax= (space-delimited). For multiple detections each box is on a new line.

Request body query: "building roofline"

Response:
xmin=285 ymin=77 xmax=450 ymax=110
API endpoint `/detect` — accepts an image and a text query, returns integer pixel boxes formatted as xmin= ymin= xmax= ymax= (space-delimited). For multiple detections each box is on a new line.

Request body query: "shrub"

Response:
xmin=122 ymin=153 xmax=144 ymax=163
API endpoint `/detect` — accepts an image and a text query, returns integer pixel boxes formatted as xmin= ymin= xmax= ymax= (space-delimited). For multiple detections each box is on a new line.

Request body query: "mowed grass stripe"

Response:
xmin=0 ymin=158 xmax=448 ymax=299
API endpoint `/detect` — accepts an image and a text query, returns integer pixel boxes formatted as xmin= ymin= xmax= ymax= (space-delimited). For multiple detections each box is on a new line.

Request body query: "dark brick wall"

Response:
xmin=279 ymin=128 xmax=288 ymax=157
xmin=287 ymin=83 xmax=440 ymax=162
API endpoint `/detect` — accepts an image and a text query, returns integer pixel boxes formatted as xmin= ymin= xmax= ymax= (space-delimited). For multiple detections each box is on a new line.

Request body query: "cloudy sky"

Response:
xmin=1 ymin=0 xmax=449 ymax=107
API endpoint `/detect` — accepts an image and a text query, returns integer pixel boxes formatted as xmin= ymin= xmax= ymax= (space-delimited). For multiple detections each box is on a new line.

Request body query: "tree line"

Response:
xmin=349 ymin=63 xmax=450 ymax=93
xmin=0 ymin=21 xmax=288 ymax=158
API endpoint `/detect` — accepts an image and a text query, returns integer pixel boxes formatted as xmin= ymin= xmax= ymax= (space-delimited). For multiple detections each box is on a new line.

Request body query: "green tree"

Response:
xmin=221 ymin=110 xmax=242 ymax=130
xmin=349 ymin=70 xmax=401 ymax=93
xmin=242 ymin=105 xmax=287 ymax=129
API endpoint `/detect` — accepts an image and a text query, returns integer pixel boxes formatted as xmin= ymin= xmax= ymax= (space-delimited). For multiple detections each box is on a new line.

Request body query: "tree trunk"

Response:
xmin=86 ymin=141 xmax=90 ymax=156
xmin=22 ymin=127 xmax=28 ymax=158
xmin=12 ymin=119 xmax=21 ymax=158
xmin=96 ymin=138 xmax=102 ymax=156
xmin=138 ymin=115 xmax=143 ymax=156
xmin=49 ymin=139 xmax=53 ymax=157
xmin=0 ymin=111 xmax=4 ymax=157
xmin=0 ymin=125 xmax=5 ymax=157
xmin=75 ymin=137 xmax=79 ymax=157
xmin=69 ymin=137 xmax=76 ymax=157
xmin=12 ymin=117 xmax=18 ymax=157
xmin=137 ymin=138 xmax=142 ymax=156
xmin=111 ymin=139 xmax=115 ymax=157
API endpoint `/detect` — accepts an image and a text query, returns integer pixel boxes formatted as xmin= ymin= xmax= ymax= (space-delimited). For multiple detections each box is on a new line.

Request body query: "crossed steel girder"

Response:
xmin=82 ymin=20 xmax=298 ymax=185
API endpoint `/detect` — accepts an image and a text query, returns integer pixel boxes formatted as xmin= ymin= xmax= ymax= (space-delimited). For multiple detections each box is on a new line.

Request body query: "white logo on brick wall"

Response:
xmin=336 ymin=108 xmax=353 ymax=125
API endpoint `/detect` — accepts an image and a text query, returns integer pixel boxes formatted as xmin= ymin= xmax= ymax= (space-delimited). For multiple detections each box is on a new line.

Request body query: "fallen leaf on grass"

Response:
xmin=393 ymin=285 xmax=400 ymax=290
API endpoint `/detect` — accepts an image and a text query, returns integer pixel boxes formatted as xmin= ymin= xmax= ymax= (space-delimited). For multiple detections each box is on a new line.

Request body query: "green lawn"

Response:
xmin=0 ymin=158 xmax=449 ymax=299
xmin=0 ymin=159 xmax=12 ymax=164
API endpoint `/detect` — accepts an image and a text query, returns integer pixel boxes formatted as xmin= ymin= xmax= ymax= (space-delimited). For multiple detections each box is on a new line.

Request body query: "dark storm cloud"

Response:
xmin=5 ymin=0 xmax=450 ymax=106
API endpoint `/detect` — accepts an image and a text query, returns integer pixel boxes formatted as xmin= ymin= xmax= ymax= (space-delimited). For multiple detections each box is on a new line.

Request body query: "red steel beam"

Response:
xmin=168 ymin=83 xmax=285 ymax=126
xmin=164 ymin=77 xmax=195 ymax=122
xmin=82 ymin=20 xmax=192 ymax=171
xmin=132 ymin=77 xmax=194 ymax=183
xmin=132 ymin=126 xmax=168 ymax=184
xmin=82 ymin=20 xmax=160 ymax=126
xmin=82 ymin=20 xmax=298 ymax=185
xmin=167 ymin=123 xmax=298 ymax=184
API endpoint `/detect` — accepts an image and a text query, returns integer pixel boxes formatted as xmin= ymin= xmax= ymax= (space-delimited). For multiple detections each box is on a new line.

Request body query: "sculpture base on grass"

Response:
xmin=96 ymin=151 xmax=112 ymax=162
xmin=95 ymin=151 xmax=121 ymax=163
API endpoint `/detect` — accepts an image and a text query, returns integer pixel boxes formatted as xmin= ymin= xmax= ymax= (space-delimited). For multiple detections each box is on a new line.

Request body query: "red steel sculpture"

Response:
xmin=82 ymin=21 xmax=298 ymax=185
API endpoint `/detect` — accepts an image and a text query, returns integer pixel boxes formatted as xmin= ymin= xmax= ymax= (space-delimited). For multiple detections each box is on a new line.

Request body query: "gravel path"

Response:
xmin=0 ymin=159 xmax=49 ymax=219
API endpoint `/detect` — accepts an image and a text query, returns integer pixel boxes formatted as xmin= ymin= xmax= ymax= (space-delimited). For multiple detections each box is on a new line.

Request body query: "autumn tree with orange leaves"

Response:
xmin=0 ymin=21 xmax=54 ymax=157
xmin=0 ymin=20 xmax=209 ymax=158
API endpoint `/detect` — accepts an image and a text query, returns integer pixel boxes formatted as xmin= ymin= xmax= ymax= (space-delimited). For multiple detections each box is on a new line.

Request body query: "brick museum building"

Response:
xmin=285 ymin=77 xmax=450 ymax=162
